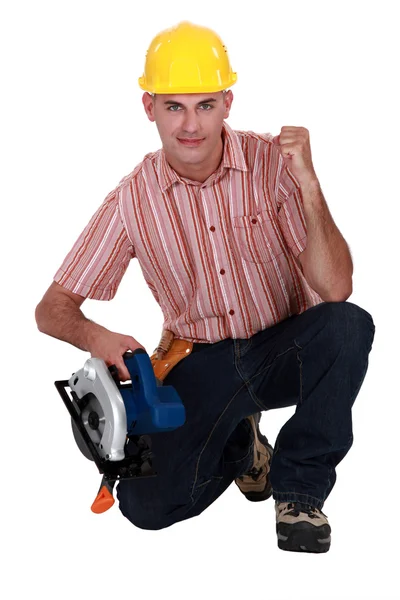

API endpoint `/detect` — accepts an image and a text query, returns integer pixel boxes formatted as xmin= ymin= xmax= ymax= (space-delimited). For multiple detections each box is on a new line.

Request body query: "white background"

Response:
xmin=1 ymin=1 xmax=398 ymax=598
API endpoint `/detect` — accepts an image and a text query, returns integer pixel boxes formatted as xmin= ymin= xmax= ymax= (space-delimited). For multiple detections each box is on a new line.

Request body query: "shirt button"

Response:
xmin=251 ymin=218 xmax=257 ymax=224
xmin=229 ymin=309 xmax=235 ymax=315
xmin=210 ymin=226 xmax=215 ymax=232
xmin=220 ymin=269 xmax=225 ymax=275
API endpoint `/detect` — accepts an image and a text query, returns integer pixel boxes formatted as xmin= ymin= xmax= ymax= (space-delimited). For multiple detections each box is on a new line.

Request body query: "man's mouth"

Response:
xmin=177 ymin=138 xmax=205 ymax=147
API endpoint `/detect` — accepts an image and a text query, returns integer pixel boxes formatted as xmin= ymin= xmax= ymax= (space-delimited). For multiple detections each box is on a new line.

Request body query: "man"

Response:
xmin=35 ymin=21 xmax=375 ymax=553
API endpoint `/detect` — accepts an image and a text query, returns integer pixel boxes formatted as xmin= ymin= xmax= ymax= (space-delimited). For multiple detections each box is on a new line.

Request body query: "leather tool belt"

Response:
xmin=150 ymin=328 xmax=193 ymax=381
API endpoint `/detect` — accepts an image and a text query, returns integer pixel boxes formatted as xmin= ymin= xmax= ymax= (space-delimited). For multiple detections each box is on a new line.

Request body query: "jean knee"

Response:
xmin=325 ymin=301 xmax=375 ymax=353
xmin=118 ymin=499 xmax=172 ymax=530
xmin=116 ymin=483 xmax=187 ymax=530
xmin=128 ymin=516 xmax=171 ymax=531
xmin=341 ymin=301 xmax=375 ymax=344
xmin=343 ymin=301 xmax=375 ymax=328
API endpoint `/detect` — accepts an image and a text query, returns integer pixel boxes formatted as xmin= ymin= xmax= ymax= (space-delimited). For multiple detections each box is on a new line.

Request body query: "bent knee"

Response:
xmin=331 ymin=300 xmax=374 ymax=326
xmin=117 ymin=489 xmax=190 ymax=531
xmin=118 ymin=501 xmax=174 ymax=530
xmin=325 ymin=301 xmax=375 ymax=352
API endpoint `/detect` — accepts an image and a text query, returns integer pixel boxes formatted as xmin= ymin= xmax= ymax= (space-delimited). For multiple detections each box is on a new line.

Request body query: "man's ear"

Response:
xmin=142 ymin=92 xmax=155 ymax=122
xmin=223 ymin=90 xmax=234 ymax=119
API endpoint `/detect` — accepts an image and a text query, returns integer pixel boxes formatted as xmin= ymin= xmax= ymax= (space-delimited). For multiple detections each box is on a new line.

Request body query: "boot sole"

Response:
xmin=277 ymin=521 xmax=331 ymax=553
xmin=242 ymin=479 xmax=273 ymax=502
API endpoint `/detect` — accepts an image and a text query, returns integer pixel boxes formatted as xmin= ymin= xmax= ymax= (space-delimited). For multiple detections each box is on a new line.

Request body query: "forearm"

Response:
xmin=299 ymin=179 xmax=353 ymax=302
xmin=35 ymin=296 xmax=107 ymax=352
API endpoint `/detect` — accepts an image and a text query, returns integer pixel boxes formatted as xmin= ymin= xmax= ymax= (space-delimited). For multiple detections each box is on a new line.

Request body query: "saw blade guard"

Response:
xmin=68 ymin=358 xmax=127 ymax=461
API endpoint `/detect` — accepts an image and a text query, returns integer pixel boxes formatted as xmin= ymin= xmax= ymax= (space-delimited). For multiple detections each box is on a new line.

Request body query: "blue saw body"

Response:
xmin=121 ymin=349 xmax=185 ymax=434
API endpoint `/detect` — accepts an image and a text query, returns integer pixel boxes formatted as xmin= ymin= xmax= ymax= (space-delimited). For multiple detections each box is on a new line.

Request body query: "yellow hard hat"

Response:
xmin=138 ymin=21 xmax=237 ymax=94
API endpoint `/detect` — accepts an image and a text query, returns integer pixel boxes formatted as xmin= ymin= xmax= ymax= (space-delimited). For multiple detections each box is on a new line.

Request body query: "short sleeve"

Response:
xmin=53 ymin=188 xmax=135 ymax=300
xmin=277 ymin=165 xmax=307 ymax=259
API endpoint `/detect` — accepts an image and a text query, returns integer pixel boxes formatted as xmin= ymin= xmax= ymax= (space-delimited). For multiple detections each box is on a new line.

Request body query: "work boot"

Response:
xmin=235 ymin=413 xmax=274 ymax=502
xmin=275 ymin=501 xmax=331 ymax=553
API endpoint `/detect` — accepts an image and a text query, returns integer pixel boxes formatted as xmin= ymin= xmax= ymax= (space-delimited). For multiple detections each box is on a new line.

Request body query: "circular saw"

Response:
xmin=54 ymin=349 xmax=185 ymax=513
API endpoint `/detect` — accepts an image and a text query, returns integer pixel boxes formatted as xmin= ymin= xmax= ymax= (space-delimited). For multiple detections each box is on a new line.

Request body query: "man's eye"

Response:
xmin=167 ymin=104 xmax=213 ymax=111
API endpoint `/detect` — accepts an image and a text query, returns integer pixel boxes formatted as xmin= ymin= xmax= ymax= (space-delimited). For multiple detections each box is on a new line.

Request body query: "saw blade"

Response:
xmin=71 ymin=416 xmax=94 ymax=461
xmin=71 ymin=393 xmax=105 ymax=460
xmin=81 ymin=393 xmax=106 ymax=446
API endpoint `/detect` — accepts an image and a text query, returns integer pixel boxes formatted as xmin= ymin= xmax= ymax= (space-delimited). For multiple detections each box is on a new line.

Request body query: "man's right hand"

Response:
xmin=87 ymin=330 xmax=146 ymax=382
xmin=35 ymin=282 xmax=147 ymax=382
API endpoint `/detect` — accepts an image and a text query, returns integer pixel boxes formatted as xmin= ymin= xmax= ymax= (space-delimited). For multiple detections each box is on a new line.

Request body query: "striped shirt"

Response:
xmin=54 ymin=120 xmax=323 ymax=343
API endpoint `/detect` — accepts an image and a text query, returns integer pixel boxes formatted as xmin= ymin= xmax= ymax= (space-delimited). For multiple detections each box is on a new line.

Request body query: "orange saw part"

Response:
xmin=91 ymin=484 xmax=115 ymax=513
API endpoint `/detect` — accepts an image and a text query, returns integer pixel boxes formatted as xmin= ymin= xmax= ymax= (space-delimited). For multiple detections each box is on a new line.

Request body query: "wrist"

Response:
xmin=82 ymin=319 xmax=108 ymax=353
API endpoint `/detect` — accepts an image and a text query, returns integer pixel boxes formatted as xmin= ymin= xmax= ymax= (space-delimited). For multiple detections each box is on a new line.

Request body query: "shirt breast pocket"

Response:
xmin=232 ymin=210 xmax=284 ymax=264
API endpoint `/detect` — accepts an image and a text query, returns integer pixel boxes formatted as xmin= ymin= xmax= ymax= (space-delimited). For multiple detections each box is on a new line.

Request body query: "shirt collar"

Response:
xmin=157 ymin=120 xmax=248 ymax=192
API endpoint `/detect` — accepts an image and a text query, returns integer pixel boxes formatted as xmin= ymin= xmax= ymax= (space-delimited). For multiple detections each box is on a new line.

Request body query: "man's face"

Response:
xmin=142 ymin=90 xmax=233 ymax=169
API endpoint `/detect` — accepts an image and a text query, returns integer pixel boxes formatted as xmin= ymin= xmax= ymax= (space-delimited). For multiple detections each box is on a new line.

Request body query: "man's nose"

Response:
xmin=181 ymin=109 xmax=200 ymax=134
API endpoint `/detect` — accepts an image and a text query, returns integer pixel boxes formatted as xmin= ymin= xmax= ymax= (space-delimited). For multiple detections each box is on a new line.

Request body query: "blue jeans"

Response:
xmin=117 ymin=301 xmax=375 ymax=529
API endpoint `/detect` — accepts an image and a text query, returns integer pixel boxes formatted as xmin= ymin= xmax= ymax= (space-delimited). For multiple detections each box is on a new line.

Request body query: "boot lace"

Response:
xmin=285 ymin=502 xmax=327 ymax=519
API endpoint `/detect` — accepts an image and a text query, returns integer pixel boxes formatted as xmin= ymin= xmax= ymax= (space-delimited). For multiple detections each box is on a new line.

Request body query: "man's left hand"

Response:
xmin=272 ymin=126 xmax=318 ymax=188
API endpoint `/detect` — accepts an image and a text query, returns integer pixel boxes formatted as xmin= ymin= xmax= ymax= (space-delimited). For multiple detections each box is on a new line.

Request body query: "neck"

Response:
xmin=166 ymin=135 xmax=224 ymax=183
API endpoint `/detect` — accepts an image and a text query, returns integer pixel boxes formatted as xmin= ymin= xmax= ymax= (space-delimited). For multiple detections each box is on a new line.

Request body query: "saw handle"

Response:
xmin=110 ymin=354 xmax=164 ymax=389
xmin=107 ymin=350 xmax=137 ymax=385
xmin=108 ymin=364 xmax=121 ymax=386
